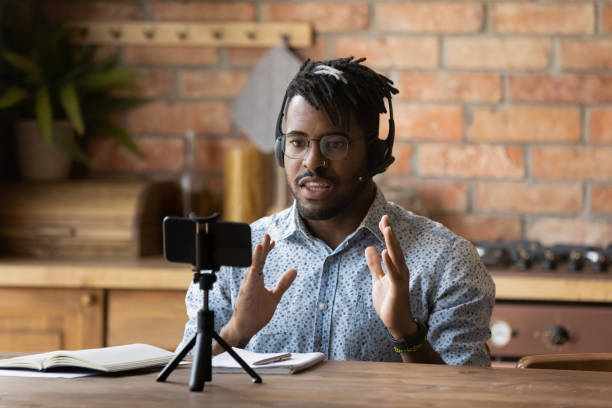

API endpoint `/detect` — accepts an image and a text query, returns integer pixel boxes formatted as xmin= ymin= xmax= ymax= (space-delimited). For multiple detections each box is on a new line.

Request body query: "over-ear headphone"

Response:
xmin=274 ymin=91 xmax=395 ymax=181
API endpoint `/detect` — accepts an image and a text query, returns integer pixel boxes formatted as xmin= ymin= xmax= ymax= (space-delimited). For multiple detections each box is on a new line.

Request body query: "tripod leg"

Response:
xmin=212 ymin=331 xmax=262 ymax=383
xmin=189 ymin=309 xmax=212 ymax=391
xmin=156 ymin=334 xmax=195 ymax=382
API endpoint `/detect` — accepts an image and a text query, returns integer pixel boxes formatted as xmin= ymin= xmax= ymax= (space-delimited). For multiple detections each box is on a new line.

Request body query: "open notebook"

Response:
xmin=0 ymin=344 xmax=175 ymax=373
xmin=212 ymin=348 xmax=325 ymax=374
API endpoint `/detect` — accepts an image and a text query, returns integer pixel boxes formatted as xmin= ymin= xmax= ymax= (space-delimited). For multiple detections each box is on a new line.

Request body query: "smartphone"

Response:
xmin=163 ymin=216 xmax=252 ymax=268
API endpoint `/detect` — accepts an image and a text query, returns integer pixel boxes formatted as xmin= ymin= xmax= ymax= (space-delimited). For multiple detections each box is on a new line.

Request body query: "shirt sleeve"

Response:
xmin=426 ymin=237 xmax=496 ymax=366
xmin=175 ymin=266 xmax=236 ymax=354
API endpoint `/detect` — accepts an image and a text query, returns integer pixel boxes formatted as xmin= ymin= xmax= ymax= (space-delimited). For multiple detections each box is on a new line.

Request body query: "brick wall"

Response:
xmin=47 ymin=0 xmax=612 ymax=246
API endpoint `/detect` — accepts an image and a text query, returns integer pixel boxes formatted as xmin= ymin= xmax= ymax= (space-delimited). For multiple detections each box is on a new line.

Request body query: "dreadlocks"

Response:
xmin=284 ymin=57 xmax=399 ymax=141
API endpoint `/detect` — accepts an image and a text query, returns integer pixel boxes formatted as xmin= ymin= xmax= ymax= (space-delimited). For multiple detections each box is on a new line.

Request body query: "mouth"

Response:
xmin=297 ymin=176 xmax=334 ymax=200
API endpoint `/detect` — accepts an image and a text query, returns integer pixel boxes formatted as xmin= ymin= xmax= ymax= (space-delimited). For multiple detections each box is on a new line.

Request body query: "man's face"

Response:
xmin=283 ymin=95 xmax=369 ymax=221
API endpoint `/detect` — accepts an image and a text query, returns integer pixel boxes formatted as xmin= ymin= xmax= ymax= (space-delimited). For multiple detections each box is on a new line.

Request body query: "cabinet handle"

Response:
xmin=80 ymin=293 xmax=96 ymax=307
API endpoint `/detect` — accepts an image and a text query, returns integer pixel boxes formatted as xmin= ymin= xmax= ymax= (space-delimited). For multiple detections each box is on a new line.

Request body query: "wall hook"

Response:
xmin=143 ymin=28 xmax=156 ymax=40
xmin=109 ymin=27 xmax=122 ymax=39
xmin=177 ymin=30 xmax=189 ymax=40
xmin=246 ymin=31 xmax=257 ymax=40
xmin=212 ymin=30 xmax=223 ymax=40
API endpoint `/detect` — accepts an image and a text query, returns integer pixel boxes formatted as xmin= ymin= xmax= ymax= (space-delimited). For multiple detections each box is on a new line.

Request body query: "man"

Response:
xmin=179 ymin=57 xmax=495 ymax=366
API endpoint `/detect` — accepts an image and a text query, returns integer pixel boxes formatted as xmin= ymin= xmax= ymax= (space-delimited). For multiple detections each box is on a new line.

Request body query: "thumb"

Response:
xmin=272 ymin=269 xmax=297 ymax=301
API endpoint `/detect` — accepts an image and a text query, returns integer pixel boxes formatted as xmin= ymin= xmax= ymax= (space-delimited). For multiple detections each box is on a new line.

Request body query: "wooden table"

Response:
xmin=1 ymin=360 xmax=611 ymax=407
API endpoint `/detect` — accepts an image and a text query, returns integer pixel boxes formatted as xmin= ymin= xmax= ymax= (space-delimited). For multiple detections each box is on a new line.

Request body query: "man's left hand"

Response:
xmin=365 ymin=214 xmax=418 ymax=339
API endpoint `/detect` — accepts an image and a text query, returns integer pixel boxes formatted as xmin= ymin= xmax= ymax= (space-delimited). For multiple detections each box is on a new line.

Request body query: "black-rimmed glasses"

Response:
xmin=283 ymin=134 xmax=353 ymax=161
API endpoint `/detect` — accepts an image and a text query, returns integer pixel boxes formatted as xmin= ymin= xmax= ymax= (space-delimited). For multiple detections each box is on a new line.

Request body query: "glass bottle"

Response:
xmin=180 ymin=130 xmax=210 ymax=217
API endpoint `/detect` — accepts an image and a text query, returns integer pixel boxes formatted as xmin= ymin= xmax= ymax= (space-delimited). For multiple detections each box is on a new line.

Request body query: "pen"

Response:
xmin=252 ymin=353 xmax=292 ymax=366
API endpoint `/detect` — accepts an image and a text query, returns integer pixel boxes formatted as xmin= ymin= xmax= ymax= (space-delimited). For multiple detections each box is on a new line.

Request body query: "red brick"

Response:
xmin=470 ymin=107 xmax=581 ymax=143
xmin=293 ymin=35 xmax=329 ymax=63
xmin=491 ymin=3 xmax=594 ymax=34
xmin=589 ymin=109 xmax=612 ymax=143
xmin=475 ymin=182 xmax=583 ymax=214
xmin=261 ymin=2 xmax=369 ymax=32
xmin=123 ymin=46 xmax=218 ymax=66
xmin=446 ymin=38 xmax=551 ymax=70
xmin=561 ymin=40 xmax=612 ymax=70
xmin=375 ymin=2 xmax=483 ymax=33
xmin=385 ymin=143 xmax=413 ymax=175
xmin=88 ymin=136 xmax=182 ymax=172
xmin=419 ymin=144 xmax=525 ymax=179
xmin=432 ymin=215 xmax=522 ymax=242
xmin=591 ymin=185 xmax=612 ymax=214
xmin=603 ymin=4 xmax=612 ymax=33
xmin=227 ymin=48 xmax=269 ymax=68
xmin=126 ymin=101 xmax=230 ymax=135
xmin=150 ymin=2 xmax=255 ymax=21
xmin=509 ymin=75 xmax=612 ymax=104
xmin=385 ymin=179 xmax=468 ymax=213
xmin=396 ymin=73 xmax=501 ymax=103
xmin=334 ymin=37 xmax=438 ymax=69
xmin=45 ymin=1 xmax=142 ymax=21
xmin=532 ymin=147 xmax=612 ymax=181
xmin=127 ymin=69 xmax=173 ymax=98
xmin=527 ymin=218 xmax=612 ymax=246
xmin=179 ymin=70 xmax=249 ymax=99
xmin=394 ymin=104 xmax=463 ymax=142
xmin=197 ymin=138 xmax=252 ymax=173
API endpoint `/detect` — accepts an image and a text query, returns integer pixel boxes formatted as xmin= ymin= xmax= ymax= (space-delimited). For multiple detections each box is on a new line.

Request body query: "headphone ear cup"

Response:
xmin=274 ymin=136 xmax=285 ymax=168
xmin=367 ymin=139 xmax=388 ymax=174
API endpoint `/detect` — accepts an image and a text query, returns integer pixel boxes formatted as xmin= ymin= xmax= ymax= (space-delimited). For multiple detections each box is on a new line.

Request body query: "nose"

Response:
xmin=302 ymin=139 xmax=326 ymax=170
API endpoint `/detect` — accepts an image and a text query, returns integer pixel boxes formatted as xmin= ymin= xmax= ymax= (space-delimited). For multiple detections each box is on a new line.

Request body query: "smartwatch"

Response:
xmin=389 ymin=321 xmax=427 ymax=353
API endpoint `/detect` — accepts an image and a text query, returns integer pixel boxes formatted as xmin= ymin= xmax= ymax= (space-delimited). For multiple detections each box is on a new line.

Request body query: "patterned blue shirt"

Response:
xmin=179 ymin=189 xmax=495 ymax=366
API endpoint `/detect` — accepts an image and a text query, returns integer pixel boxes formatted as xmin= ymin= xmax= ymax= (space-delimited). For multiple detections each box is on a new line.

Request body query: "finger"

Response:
xmin=365 ymin=246 xmax=385 ymax=281
xmin=249 ymin=243 xmax=266 ymax=277
xmin=381 ymin=248 xmax=400 ymax=282
xmin=383 ymin=225 xmax=404 ymax=268
xmin=379 ymin=214 xmax=390 ymax=233
xmin=272 ymin=269 xmax=297 ymax=301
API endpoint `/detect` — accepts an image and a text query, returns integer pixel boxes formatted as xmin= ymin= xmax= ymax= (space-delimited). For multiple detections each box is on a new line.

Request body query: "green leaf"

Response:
xmin=2 ymin=50 xmax=42 ymax=82
xmin=59 ymin=82 xmax=84 ymax=135
xmin=53 ymin=124 xmax=88 ymax=164
xmin=35 ymin=86 xmax=53 ymax=143
xmin=0 ymin=86 xmax=29 ymax=109
xmin=78 ymin=67 xmax=139 ymax=92
xmin=97 ymin=121 xmax=145 ymax=159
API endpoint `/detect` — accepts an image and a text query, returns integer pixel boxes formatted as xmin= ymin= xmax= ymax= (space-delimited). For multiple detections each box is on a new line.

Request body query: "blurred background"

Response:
xmin=0 ymin=0 xmax=611 ymax=364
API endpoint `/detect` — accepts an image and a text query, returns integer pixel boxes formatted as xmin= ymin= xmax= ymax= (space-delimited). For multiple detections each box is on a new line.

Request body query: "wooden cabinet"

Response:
xmin=0 ymin=288 xmax=104 ymax=352
xmin=106 ymin=290 xmax=187 ymax=351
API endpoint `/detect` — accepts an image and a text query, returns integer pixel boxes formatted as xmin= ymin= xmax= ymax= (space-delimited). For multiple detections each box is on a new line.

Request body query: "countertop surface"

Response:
xmin=0 ymin=258 xmax=611 ymax=302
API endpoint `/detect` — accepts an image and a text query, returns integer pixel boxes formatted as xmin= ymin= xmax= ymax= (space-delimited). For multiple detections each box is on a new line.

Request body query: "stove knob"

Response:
xmin=543 ymin=249 xmax=557 ymax=270
xmin=568 ymin=250 xmax=584 ymax=271
xmin=548 ymin=325 xmax=570 ymax=346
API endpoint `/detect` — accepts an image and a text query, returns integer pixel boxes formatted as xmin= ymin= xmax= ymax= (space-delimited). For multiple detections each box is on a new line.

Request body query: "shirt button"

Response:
xmin=319 ymin=302 xmax=328 ymax=311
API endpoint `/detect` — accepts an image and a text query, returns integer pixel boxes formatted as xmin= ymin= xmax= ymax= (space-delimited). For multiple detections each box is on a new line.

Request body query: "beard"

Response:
xmin=289 ymin=169 xmax=365 ymax=220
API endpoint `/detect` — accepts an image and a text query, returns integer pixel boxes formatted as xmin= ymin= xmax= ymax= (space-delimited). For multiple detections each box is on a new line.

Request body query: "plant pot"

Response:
xmin=15 ymin=120 xmax=74 ymax=181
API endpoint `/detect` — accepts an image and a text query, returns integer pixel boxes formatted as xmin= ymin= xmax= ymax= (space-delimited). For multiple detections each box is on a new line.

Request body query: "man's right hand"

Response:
xmin=217 ymin=234 xmax=297 ymax=351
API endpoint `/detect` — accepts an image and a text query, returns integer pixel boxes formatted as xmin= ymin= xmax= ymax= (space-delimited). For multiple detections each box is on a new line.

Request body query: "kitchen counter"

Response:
xmin=0 ymin=258 xmax=611 ymax=302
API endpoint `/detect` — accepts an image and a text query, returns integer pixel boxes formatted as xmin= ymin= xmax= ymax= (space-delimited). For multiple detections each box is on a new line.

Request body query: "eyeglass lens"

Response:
xmin=284 ymin=134 xmax=350 ymax=161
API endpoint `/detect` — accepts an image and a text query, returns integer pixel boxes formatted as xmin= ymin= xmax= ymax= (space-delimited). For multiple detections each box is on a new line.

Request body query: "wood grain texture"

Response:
xmin=0 ymin=288 xmax=104 ymax=352
xmin=0 ymin=360 xmax=611 ymax=407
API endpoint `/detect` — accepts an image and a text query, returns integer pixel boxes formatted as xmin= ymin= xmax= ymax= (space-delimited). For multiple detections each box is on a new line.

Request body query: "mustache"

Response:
xmin=294 ymin=168 xmax=335 ymax=185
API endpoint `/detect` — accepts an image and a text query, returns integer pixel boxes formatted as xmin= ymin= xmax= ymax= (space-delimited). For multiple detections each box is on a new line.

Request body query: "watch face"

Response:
xmin=490 ymin=320 xmax=513 ymax=347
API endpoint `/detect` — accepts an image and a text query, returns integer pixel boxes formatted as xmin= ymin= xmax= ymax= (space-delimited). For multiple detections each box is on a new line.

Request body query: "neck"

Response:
xmin=302 ymin=181 xmax=376 ymax=250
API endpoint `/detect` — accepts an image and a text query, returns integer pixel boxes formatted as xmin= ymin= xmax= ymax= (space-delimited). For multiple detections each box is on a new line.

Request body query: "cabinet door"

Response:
xmin=106 ymin=290 xmax=187 ymax=351
xmin=0 ymin=288 xmax=104 ymax=352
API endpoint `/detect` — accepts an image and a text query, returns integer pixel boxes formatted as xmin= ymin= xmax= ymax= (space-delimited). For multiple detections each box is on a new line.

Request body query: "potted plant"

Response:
xmin=0 ymin=3 xmax=146 ymax=180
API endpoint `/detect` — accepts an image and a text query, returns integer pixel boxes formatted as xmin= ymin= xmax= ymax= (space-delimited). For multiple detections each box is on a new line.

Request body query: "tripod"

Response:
xmin=156 ymin=215 xmax=262 ymax=391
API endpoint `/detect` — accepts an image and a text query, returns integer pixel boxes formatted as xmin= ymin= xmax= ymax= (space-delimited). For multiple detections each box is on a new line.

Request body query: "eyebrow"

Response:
xmin=285 ymin=130 xmax=351 ymax=138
